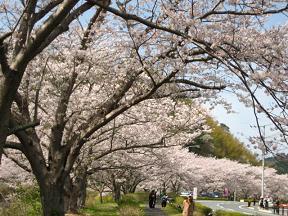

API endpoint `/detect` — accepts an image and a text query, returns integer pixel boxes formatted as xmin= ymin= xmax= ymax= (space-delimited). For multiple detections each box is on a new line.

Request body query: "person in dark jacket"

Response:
xmin=149 ymin=190 xmax=157 ymax=208
xmin=161 ymin=194 xmax=168 ymax=207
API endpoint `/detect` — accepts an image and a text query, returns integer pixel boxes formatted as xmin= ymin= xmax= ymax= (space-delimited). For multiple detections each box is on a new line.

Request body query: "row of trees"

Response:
xmin=0 ymin=0 xmax=288 ymax=215
xmin=3 ymin=144 xmax=288 ymax=209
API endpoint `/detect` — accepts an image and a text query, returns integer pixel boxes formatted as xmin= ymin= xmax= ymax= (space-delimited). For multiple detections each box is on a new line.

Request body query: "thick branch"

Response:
xmin=11 ymin=0 xmax=80 ymax=72
xmin=13 ymin=0 xmax=38 ymax=55
xmin=172 ymin=79 xmax=226 ymax=90
xmin=81 ymin=7 xmax=104 ymax=50
xmin=3 ymin=141 xmax=23 ymax=151
xmin=33 ymin=0 xmax=64 ymax=24
xmin=35 ymin=3 xmax=94 ymax=56
xmin=3 ymin=151 xmax=31 ymax=173
xmin=8 ymin=120 xmax=40 ymax=135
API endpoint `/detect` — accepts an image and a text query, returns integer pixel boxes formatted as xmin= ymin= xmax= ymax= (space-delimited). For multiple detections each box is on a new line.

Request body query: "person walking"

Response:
xmin=252 ymin=196 xmax=256 ymax=206
xmin=275 ymin=198 xmax=280 ymax=214
xmin=182 ymin=196 xmax=195 ymax=216
xmin=161 ymin=193 xmax=168 ymax=207
xmin=149 ymin=190 xmax=157 ymax=208
xmin=259 ymin=197 xmax=264 ymax=208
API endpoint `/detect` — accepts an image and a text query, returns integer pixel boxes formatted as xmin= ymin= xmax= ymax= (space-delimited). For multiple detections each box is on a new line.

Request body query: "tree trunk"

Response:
xmin=100 ymin=191 xmax=103 ymax=203
xmin=67 ymin=173 xmax=87 ymax=213
xmin=0 ymin=75 xmax=17 ymax=159
xmin=129 ymin=185 xmax=137 ymax=193
xmin=112 ymin=182 xmax=121 ymax=202
xmin=40 ymin=183 xmax=65 ymax=216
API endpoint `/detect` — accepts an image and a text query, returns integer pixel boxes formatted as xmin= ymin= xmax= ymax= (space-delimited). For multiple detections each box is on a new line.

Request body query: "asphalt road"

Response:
xmin=144 ymin=205 xmax=166 ymax=216
xmin=196 ymin=200 xmax=282 ymax=216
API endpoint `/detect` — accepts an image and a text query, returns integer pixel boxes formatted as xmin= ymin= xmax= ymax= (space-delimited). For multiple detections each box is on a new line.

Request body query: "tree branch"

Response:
xmin=3 ymin=151 xmax=31 ymax=173
xmin=0 ymin=34 xmax=11 ymax=74
xmin=3 ymin=141 xmax=23 ymax=151
xmin=33 ymin=0 xmax=64 ymax=24
xmin=200 ymin=3 xmax=288 ymax=19
xmin=87 ymin=0 xmax=188 ymax=38
xmin=11 ymin=0 xmax=80 ymax=72
xmin=172 ymin=79 xmax=226 ymax=90
xmin=8 ymin=120 xmax=40 ymax=135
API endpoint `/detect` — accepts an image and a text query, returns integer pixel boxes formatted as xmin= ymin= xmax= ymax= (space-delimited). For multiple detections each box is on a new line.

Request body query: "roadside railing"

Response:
xmin=279 ymin=204 xmax=288 ymax=215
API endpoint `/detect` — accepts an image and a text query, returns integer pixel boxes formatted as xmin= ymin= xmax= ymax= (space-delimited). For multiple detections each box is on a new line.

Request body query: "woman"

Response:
xmin=182 ymin=196 xmax=195 ymax=216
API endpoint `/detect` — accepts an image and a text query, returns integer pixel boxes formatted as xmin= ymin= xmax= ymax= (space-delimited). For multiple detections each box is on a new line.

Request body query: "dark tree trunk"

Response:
xmin=112 ymin=180 xmax=121 ymax=202
xmin=99 ymin=191 xmax=103 ymax=203
xmin=40 ymin=182 xmax=65 ymax=216
xmin=0 ymin=73 xmax=21 ymax=159
xmin=113 ymin=185 xmax=121 ymax=202
xmin=67 ymin=173 xmax=87 ymax=213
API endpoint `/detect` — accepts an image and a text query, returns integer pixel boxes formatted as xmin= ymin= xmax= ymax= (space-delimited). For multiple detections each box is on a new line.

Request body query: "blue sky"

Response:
xmin=209 ymin=13 xmax=288 ymax=155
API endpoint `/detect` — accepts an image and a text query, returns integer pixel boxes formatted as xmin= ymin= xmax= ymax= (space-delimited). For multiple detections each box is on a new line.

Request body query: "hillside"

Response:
xmin=265 ymin=154 xmax=288 ymax=174
xmin=187 ymin=117 xmax=259 ymax=165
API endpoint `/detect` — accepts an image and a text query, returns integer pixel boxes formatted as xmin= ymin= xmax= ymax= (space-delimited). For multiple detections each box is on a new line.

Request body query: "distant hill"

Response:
xmin=186 ymin=117 xmax=259 ymax=165
xmin=265 ymin=154 xmax=288 ymax=174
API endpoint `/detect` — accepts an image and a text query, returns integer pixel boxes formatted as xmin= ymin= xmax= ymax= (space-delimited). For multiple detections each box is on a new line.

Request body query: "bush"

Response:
xmin=118 ymin=194 xmax=144 ymax=216
xmin=118 ymin=194 xmax=142 ymax=206
xmin=195 ymin=203 xmax=212 ymax=216
xmin=119 ymin=205 xmax=144 ymax=216
xmin=198 ymin=196 xmax=228 ymax=201
xmin=0 ymin=185 xmax=42 ymax=216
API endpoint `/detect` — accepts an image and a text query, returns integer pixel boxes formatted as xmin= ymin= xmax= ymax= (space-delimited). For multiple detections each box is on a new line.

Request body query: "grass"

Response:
xmin=162 ymin=204 xmax=182 ymax=216
xmin=214 ymin=210 xmax=248 ymax=216
xmin=82 ymin=192 xmax=145 ymax=216
xmin=81 ymin=202 xmax=119 ymax=216
xmin=0 ymin=185 xmax=42 ymax=216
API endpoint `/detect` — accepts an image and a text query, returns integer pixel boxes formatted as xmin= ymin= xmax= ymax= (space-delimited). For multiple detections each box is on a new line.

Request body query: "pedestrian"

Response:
xmin=252 ymin=196 xmax=256 ymax=206
xmin=247 ymin=199 xmax=251 ymax=207
xmin=264 ymin=197 xmax=269 ymax=209
xmin=161 ymin=193 xmax=168 ymax=208
xmin=182 ymin=195 xmax=195 ymax=216
xmin=275 ymin=197 xmax=280 ymax=214
xmin=259 ymin=197 xmax=264 ymax=208
xmin=149 ymin=190 xmax=157 ymax=208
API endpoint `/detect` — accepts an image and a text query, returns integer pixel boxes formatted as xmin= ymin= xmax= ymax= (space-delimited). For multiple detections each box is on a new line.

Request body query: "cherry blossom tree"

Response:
xmin=62 ymin=98 xmax=207 ymax=210
xmin=1 ymin=1 xmax=288 ymax=215
xmin=139 ymin=147 xmax=288 ymax=198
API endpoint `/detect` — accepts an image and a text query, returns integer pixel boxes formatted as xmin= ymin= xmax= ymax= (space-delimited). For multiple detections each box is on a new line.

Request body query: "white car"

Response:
xmin=180 ymin=191 xmax=193 ymax=197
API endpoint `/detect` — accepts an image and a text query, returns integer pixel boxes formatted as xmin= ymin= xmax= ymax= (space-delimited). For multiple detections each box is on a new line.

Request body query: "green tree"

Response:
xmin=188 ymin=117 xmax=259 ymax=165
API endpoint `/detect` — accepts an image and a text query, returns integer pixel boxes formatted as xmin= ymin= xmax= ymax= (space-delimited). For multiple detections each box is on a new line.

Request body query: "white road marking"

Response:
xmin=216 ymin=203 xmax=224 ymax=209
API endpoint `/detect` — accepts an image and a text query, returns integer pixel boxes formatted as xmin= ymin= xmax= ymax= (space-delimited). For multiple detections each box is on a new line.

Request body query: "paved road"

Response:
xmin=144 ymin=205 xmax=166 ymax=216
xmin=196 ymin=200 xmax=281 ymax=216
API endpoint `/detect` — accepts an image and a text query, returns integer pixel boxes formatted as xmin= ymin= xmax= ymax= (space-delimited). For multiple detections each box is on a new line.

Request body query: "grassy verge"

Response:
xmin=214 ymin=210 xmax=248 ymax=216
xmin=82 ymin=191 xmax=145 ymax=216
xmin=118 ymin=193 xmax=145 ymax=216
xmin=0 ymin=185 xmax=42 ymax=216
xmin=82 ymin=202 xmax=119 ymax=216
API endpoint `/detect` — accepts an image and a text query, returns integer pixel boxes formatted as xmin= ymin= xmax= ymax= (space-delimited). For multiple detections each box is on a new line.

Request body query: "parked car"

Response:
xmin=180 ymin=191 xmax=193 ymax=197
xmin=200 ymin=192 xmax=209 ymax=197
xmin=200 ymin=192 xmax=222 ymax=198
xmin=211 ymin=192 xmax=221 ymax=198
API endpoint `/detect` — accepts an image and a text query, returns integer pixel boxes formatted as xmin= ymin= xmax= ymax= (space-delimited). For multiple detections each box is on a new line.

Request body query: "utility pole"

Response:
xmin=261 ymin=149 xmax=265 ymax=198
xmin=261 ymin=125 xmax=266 ymax=198
xmin=250 ymin=124 xmax=267 ymax=198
